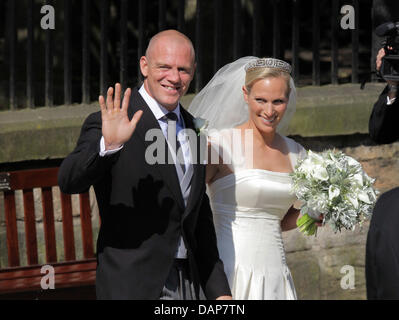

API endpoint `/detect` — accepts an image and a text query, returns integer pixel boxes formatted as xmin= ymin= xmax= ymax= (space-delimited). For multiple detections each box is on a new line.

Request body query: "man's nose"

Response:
xmin=167 ymin=68 xmax=181 ymax=83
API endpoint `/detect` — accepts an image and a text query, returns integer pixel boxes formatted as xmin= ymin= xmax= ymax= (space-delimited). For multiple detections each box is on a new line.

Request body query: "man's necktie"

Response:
xmin=164 ymin=112 xmax=186 ymax=174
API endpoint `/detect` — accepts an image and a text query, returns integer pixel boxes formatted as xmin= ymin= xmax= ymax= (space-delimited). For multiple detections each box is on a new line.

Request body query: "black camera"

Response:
xmin=375 ymin=22 xmax=399 ymax=81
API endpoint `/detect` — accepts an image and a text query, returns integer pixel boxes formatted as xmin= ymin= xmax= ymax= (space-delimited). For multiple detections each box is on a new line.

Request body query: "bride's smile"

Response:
xmin=259 ymin=114 xmax=278 ymax=125
xmin=243 ymin=77 xmax=289 ymax=134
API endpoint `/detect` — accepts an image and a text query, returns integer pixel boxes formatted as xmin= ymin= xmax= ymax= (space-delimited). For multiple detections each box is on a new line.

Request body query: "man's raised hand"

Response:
xmin=99 ymin=83 xmax=143 ymax=150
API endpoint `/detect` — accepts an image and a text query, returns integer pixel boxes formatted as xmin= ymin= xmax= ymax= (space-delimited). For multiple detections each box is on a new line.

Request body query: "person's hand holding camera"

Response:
xmin=376 ymin=47 xmax=399 ymax=99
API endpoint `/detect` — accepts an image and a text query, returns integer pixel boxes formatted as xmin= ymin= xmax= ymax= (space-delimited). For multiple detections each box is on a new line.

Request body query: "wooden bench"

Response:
xmin=0 ymin=168 xmax=97 ymax=299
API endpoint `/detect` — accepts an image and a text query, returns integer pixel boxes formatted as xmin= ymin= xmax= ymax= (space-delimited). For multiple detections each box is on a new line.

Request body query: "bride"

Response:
xmin=188 ymin=57 xmax=322 ymax=300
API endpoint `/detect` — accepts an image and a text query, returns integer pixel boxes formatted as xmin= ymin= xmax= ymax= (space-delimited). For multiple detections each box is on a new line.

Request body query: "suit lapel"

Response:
xmin=129 ymin=88 xmax=185 ymax=210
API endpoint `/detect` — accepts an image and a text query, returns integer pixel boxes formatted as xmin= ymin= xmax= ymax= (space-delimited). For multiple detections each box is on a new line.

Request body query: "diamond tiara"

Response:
xmin=244 ymin=58 xmax=292 ymax=74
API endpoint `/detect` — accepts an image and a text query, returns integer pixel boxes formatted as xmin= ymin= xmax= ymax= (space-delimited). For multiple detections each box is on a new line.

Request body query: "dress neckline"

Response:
xmin=208 ymin=129 xmax=298 ymax=186
xmin=242 ymin=168 xmax=292 ymax=175
xmin=209 ymin=168 xmax=292 ymax=189
xmin=230 ymin=128 xmax=295 ymax=172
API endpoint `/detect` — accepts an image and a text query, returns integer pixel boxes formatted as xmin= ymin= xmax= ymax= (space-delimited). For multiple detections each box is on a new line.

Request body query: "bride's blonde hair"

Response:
xmin=245 ymin=68 xmax=291 ymax=98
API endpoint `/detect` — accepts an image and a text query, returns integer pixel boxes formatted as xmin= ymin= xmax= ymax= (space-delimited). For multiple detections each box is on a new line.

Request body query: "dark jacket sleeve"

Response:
xmin=58 ymin=111 xmax=119 ymax=194
xmin=369 ymin=85 xmax=399 ymax=144
xmin=366 ymin=222 xmax=378 ymax=299
xmin=366 ymin=224 xmax=399 ymax=299
xmin=194 ymin=192 xmax=231 ymax=299
xmin=366 ymin=188 xmax=399 ymax=299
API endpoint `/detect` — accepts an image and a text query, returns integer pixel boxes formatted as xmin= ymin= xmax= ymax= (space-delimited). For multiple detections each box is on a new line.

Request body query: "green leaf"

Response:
xmin=297 ymin=213 xmax=317 ymax=236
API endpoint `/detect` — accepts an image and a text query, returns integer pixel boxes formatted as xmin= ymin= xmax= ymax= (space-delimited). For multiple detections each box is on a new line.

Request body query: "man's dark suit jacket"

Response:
xmin=366 ymin=187 xmax=399 ymax=299
xmin=369 ymin=84 xmax=399 ymax=144
xmin=58 ymin=88 xmax=231 ymax=299
xmin=366 ymin=84 xmax=399 ymax=299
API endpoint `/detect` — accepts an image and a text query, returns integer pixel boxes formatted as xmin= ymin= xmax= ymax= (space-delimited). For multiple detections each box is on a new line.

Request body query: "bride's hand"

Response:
xmin=315 ymin=214 xmax=324 ymax=227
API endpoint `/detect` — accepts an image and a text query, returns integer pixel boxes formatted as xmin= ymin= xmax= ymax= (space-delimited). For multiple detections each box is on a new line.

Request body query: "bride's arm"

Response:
xmin=280 ymin=206 xmax=301 ymax=231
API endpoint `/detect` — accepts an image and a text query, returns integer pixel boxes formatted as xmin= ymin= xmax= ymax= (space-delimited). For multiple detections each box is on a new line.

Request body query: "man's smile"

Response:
xmin=161 ymin=84 xmax=180 ymax=93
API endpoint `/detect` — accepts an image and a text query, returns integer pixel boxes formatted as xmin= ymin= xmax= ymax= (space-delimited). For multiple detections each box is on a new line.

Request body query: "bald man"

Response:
xmin=58 ymin=30 xmax=232 ymax=300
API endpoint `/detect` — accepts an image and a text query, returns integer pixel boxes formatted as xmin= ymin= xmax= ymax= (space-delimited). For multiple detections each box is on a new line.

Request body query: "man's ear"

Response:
xmin=140 ymin=56 xmax=148 ymax=78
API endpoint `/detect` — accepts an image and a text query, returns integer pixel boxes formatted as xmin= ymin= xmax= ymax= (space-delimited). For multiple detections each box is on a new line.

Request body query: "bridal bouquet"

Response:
xmin=291 ymin=149 xmax=378 ymax=236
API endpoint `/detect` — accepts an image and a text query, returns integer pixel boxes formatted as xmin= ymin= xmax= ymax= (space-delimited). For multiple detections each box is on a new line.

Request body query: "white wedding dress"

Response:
xmin=207 ymin=129 xmax=306 ymax=300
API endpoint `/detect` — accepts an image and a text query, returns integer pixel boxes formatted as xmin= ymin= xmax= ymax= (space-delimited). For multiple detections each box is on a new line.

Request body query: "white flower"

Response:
xmin=312 ymin=165 xmax=329 ymax=181
xmin=346 ymin=193 xmax=359 ymax=209
xmin=298 ymin=158 xmax=313 ymax=173
xmin=357 ymin=189 xmax=372 ymax=204
xmin=346 ymin=156 xmax=361 ymax=168
xmin=328 ymin=185 xmax=340 ymax=200
xmin=352 ymin=173 xmax=363 ymax=187
xmin=193 ymin=117 xmax=209 ymax=136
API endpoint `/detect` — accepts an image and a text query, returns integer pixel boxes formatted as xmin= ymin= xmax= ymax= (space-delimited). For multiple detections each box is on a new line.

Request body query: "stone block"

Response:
xmin=318 ymin=245 xmax=366 ymax=300
xmin=286 ymin=244 xmax=367 ymax=300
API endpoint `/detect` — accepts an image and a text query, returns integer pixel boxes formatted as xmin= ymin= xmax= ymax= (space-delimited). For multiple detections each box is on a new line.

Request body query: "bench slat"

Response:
xmin=79 ymin=193 xmax=94 ymax=259
xmin=9 ymin=168 xmax=59 ymax=190
xmin=23 ymin=189 xmax=38 ymax=265
xmin=4 ymin=190 xmax=20 ymax=267
xmin=41 ymin=187 xmax=57 ymax=263
xmin=0 ymin=259 xmax=96 ymax=294
xmin=60 ymin=193 xmax=76 ymax=261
